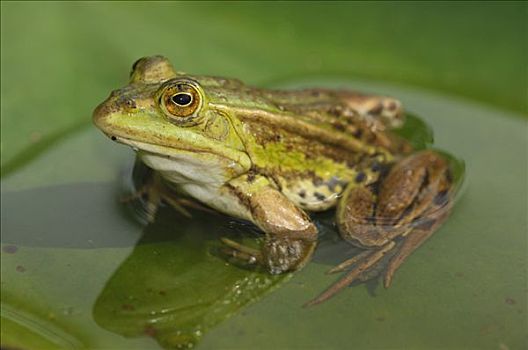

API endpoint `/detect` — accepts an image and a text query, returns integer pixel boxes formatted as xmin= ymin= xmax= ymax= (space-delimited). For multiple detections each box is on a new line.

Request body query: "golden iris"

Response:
xmin=161 ymin=81 xmax=201 ymax=119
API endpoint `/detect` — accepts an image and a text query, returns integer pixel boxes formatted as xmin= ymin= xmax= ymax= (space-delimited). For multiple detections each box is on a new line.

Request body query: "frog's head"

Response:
xmin=93 ymin=56 xmax=251 ymax=180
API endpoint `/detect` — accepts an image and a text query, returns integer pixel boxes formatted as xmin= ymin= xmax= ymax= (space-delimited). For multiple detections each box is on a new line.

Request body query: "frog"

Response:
xmin=93 ymin=55 xmax=455 ymax=306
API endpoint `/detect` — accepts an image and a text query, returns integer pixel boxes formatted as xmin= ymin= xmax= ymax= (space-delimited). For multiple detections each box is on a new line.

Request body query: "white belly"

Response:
xmin=139 ymin=151 xmax=253 ymax=222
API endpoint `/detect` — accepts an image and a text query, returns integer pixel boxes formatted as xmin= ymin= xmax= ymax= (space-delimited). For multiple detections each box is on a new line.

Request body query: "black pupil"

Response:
xmin=172 ymin=93 xmax=192 ymax=106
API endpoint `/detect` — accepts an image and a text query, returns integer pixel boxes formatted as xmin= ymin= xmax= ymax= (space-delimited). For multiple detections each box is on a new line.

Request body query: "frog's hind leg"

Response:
xmin=382 ymin=160 xmax=453 ymax=287
xmin=306 ymin=150 xmax=453 ymax=306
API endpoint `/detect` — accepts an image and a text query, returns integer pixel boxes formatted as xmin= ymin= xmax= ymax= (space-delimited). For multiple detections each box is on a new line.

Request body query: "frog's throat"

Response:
xmin=111 ymin=135 xmax=251 ymax=171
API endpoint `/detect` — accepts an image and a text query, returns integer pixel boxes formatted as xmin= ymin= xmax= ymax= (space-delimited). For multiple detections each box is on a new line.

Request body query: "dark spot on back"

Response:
xmin=434 ymin=190 xmax=449 ymax=206
xmin=333 ymin=122 xmax=346 ymax=131
xmin=371 ymin=161 xmax=380 ymax=172
xmin=329 ymin=105 xmax=343 ymax=116
xmin=314 ymin=192 xmax=326 ymax=201
xmin=417 ymin=218 xmax=436 ymax=230
xmin=369 ymin=103 xmax=383 ymax=115
xmin=298 ymin=189 xmax=306 ymax=198
xmin=398 ymin=205 xmax=415 ymax=224
xmin=355 ymin=171 xmax=366 ymax=183
xmin=353 ymin=129 xmax=363 ymax=138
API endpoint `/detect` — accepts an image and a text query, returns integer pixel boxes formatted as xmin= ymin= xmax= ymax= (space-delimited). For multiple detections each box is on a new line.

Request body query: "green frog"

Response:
xmin=93 ymin=56 xmax=455 ymax=306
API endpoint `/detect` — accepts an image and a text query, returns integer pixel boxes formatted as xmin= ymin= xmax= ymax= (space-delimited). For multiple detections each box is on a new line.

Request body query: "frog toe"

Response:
xmin=305 ymin=241 xmax=395 ymax=307
xmin=220 ymin=237 xmax=263 ymax=267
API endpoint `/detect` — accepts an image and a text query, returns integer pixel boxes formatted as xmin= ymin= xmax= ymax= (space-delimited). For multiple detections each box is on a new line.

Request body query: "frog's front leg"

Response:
xmin=123 ymin=162 xmax=216 ymax=222
xmin=306 ymin=150 xmax=452 ymax=306
xmin=121 ymin=167 xmax=194 ymax=222
xmin=221 ymin=175 xmax=318 ymax=274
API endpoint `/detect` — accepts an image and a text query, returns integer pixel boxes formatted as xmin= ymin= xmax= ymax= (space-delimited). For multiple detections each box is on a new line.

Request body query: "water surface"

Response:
xmin=1 ymin=80 xmax=526 ymax=349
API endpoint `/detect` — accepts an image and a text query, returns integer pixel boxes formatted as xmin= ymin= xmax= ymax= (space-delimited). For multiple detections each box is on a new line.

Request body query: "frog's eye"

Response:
xmin=160 ymin=81 xmax=202 ymax=122
xmin=171 ymin=93 xmax=193 ymax=107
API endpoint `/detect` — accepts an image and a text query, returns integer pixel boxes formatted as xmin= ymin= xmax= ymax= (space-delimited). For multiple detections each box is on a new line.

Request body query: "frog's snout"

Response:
xmin=93 ymin=94 xmax=117 ymax=128
xmin=93 ymin=96 xmax=111 ymax=128
xmin=93 ymin=92 xmax=136 ymax=127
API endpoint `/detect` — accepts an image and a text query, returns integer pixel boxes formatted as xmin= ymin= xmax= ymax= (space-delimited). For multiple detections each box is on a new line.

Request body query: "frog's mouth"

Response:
xmin=111 ymin=134 xmax=207 ymax=158
xmin=109 ymin=133 xmax=244 ymax=161
xmin=107 ymin=134 xmax=251 ymax=176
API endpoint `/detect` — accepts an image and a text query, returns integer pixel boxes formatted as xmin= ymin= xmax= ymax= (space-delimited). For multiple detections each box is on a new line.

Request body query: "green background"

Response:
xmin=1 ymin=2 xmax=527 ymax=349
xmin=1 ymin=1 xmax=526 ymax=175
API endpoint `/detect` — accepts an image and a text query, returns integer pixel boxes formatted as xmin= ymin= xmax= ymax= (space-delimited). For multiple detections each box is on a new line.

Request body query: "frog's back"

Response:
xmin=196 ymin=77 xmax=407 ymax=153
xmin=191 ymin=78 xmax=409 ymax=211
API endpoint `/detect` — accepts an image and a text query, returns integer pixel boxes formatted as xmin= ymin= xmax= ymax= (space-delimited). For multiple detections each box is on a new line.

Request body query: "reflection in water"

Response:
xmin=1 ymin=182 xmax=143 ymax=248
xmin=92 ymin=206 xmax=288 ymax=349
